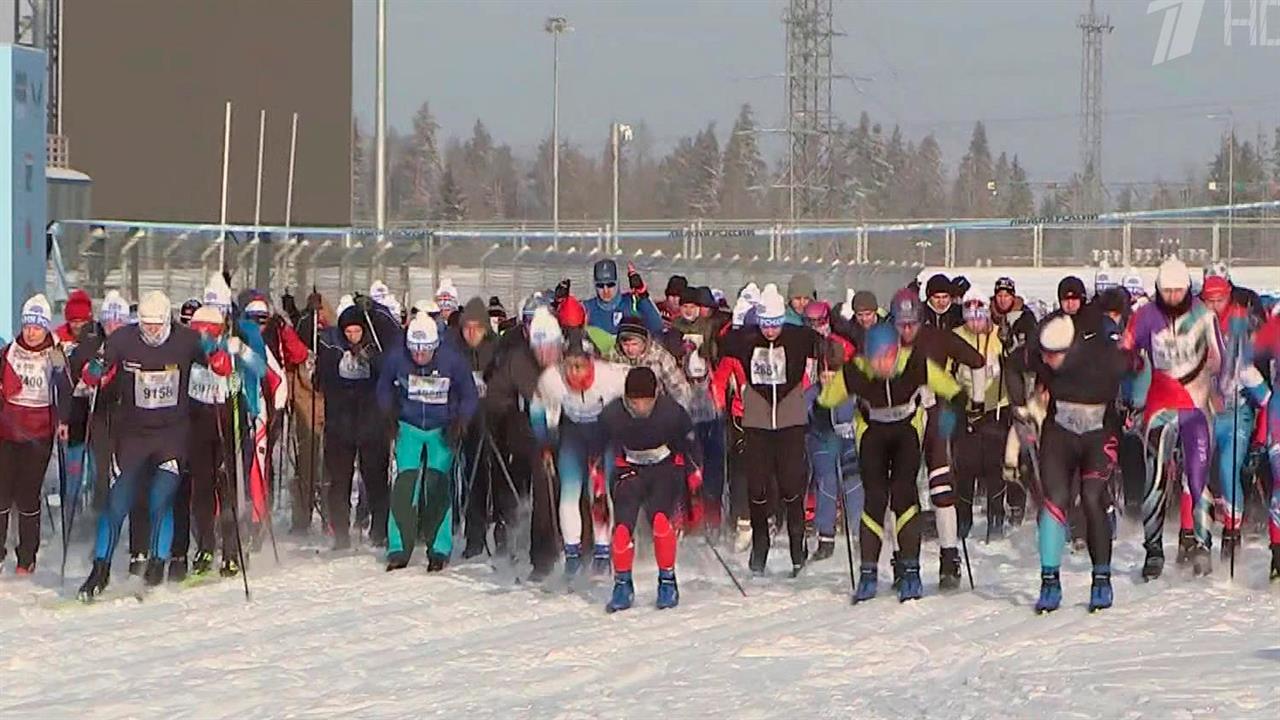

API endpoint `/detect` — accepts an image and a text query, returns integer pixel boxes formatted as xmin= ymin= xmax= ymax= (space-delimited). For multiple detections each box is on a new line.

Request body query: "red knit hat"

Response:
xmin=1201 ymin=275 xmax=1231 ymax=302
xmin=65 ymin=289 xmax=93 ymax=322
xmin=557 ymin=295 xmax=586 ymax=329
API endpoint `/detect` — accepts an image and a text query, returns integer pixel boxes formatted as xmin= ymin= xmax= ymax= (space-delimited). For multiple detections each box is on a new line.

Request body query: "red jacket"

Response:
xmin=1 ymin=337 xmax=72 ymax=442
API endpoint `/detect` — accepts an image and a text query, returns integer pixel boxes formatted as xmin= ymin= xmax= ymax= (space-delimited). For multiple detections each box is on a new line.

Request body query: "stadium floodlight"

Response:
xmin=545 ymin=17 xmax=572 ymax=248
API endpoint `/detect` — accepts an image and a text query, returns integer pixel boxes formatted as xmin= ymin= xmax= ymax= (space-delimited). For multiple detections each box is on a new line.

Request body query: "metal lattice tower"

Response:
xmin=784 ymin=0 xmax=837 ymax=223
xmin=1077 ymin=0 xmax=1112 ymax=213
xmin=12 ymin=0 xmax=62 ymax=139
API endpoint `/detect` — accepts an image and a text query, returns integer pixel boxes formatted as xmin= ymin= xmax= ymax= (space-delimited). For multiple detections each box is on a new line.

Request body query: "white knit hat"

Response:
xmin=406 ymin=313 xmax=440 ymax=351
xmin=336 ymin=294 xmax=355 ymax=317
xmin=435 ymin=278 xmax=460 ymax=311
xmin=21 ymin=294 xmax=53 ymax=330
xmin=1155 ymin=257 xmax=1191 ymax=291
xmin=1039 ymin=315 xmax=1074 ymax=353
xmin=138 ymin=291 xmax=172 ymax=324
xmin=757 ymin=285 xmax=786 ymax=327
xmin=100 ymin=290 xmax=130 ymax=323
xmin=202 ymin=273 xmax=233 ymax=312
xmin=527 ymin=307 xmax=563 ymax=348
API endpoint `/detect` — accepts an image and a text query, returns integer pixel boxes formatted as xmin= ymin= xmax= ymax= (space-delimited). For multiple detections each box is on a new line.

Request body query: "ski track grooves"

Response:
xmin=1 ymin=528 xmax=1278 ymax=719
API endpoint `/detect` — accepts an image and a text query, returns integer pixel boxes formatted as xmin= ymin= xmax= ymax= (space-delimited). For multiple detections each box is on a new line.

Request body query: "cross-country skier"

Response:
xmin=606 ymin=316 xmax=695 ymax=412
xmin=1250 ymin=312 xmax=1280 ymax=580
xmin=532 ymin=332 xmax=628 ymax=575
xmin=315 ymin=301 xmax=391 ymax=550
xmin=66 ymin=291 xmax=131 ymax=516
xmin=717 ymin=284 xmax=822 ymax=576
xmin=601 ymin=366 xmax=702 ymax=612
xmin=0 ymin=294 xmax=72 ymax=574
xmin=1031 ymin=314 xmax=1127 ymax=612
xmin=1122 ymin=257 xmax=1223 ymax=579
xmin=582 ymin=259 xmax=663 ymax=336
xmin=77 ymin=291 xmax=233 ymax=598
xmin=819 ymin=322 xmax=966 ymax=602
xmin=379 ymin=312 xmax=477 ymax=572
xmin=667 ymin=285 xmax=727 ymax=531
xmin=452 ymin=297 xmax=508 ymax=560
xmin=1200 ymin=275 xmax=1267 ymax=565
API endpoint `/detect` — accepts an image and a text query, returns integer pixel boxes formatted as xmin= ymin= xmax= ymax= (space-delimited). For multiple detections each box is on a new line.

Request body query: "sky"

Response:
xmin=351 ymin=0 xmax=1280 ymax=189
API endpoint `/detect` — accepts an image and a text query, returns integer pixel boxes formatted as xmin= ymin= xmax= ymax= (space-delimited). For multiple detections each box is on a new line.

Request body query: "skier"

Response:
xmin=0 ymin=294 xmax=72 ymax=574
xmin=379 ymin=312 xmax=477 ymax=571
xmin=668 ymin=284 xmax=727 ymax=530
xmin=66 ymin=291 xmax=131 ymax=516
xmin=802 ymin=300 xmax=861 ymax=562
xmin=435 ymin=278 xmax=461 ymax=328
xmin=1031 ymin=314 xmax=1127 ymax=613
xmin=1122 ymin=257 xmax=1222 ymax=578
xmin=1250 ymin=311 xmax=1280 ymax=580
xmin=452 ymin=297 xmax=507 ymax=560
xmin=785 ymin=273 xmax=816 ymax=325
xmin=892 ymin=288 xmax=983 ymax=588
xmin=77 ymin=291 xmax=233 ymax=598
xmin=315 ymin=301 xmax=391 ymax=550
xmin=819 ymin=322 xmax=966 ymax=602
xmin=952 ymin=291 xmax=1018 ymax=540
xmin=600 ymin=366 xmax=702 ymax=612
xmin=1201 ymin=275 xmax=1268 ymax=564
xmin=923 ymin=274 xmax=963 ymax=331
xmin=582 ymin=259 xmax=663 ymax=336
xmin=606 ymin=316 xmax=695 ymax=412
xmin=717 ymin=285 xmax=822 ymax=576
xmin=484 ymin=305 xmax=563 ymax=579
xmin=532 ymin=334 xmax=628 ymax=575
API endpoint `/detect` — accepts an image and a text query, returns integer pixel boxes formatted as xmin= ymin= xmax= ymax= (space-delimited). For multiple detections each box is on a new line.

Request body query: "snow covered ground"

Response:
xmin=2 ymin=519 xmax=1277 ymax=719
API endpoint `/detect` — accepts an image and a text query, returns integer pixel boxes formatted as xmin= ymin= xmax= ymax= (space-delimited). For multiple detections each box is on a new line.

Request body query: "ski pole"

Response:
xmin=1229 ymin=334 xmax=1241 ymax=580
xmin=946 ymin=426 xmax=976 ymax=591
xmin=704 ymin=530 xmax=747 ymax=597
xmin=215 ymin=402 xmax=251 ymax=601
xmin=834 ymin=434 xmax=857 ymax=598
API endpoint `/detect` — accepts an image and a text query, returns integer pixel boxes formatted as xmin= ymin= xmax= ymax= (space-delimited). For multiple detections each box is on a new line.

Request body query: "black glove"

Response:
xmin=354 ymin=293 xmax=375 ymax=314
xmin=306 ymin=291 xmax=323 ymax=313
xmin=281 ymin=291 xmax=300 ymax=325
xmin=555 ymin=279 xmax=571 ymax=303
xmin=626 ymin=262 xmax=647 ymax=297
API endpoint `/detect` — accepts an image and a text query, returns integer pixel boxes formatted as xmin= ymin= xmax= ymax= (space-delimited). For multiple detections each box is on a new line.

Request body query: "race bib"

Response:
xmin=135 ymin=368 xmax=179 ymax=410
xmin=750 ymin=346 xmax=786 ymax=386
xmin=8 ymin=349 xmax=50 ymax=407
xmin=472 ymin=370 xmax=487 ymax=399
xmin=188 ymin=364 xmax=228 ymax=405
xmin=1150 ymin=330 xmax=1204 ymax=377
xmin=682 ymin=333 xmax=704 ymax=350
xmin=407 ymin=373 xmax=450 ymax=405
xmin=338 ymin=351 xmax=370 ymax=380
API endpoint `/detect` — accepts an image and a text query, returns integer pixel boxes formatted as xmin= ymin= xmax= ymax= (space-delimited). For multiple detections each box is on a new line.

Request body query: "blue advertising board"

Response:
xmin=0 ymin=45 xmax=48 ymax=342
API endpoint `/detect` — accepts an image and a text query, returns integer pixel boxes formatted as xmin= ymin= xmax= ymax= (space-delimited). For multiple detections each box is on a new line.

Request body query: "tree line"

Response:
xmin=352 ymin=101 xmax=1280 ymax=225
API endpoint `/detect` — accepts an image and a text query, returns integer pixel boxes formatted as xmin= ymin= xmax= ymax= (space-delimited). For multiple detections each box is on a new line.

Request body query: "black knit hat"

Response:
xmin=624 ymin=366 xmax=658 ymax=398
xmin=488 ymin=296 xmax=506 ymax=318
xmin=695 ymin=286 xmax=717 ymax=309
xmin=1058 ymin=276 xmax=1087 ymax=301
xmin=679 ymin=286 xmax=700 ymax=306
xmin=617 ymin=316 xmax=649 ymax=340
xmin=925 ymin=273 xmax=952 ymax=297
xmin=665 ymin=275 xmax=689 ymax=297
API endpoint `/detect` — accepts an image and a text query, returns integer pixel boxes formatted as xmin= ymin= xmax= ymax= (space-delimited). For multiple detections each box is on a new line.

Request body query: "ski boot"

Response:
xmin=168 ymin=556 xmax=188 ymax=583
xmin=1220 ymin=529 xmax=1240 ymax=564
xmin=853 ymin=565 xmax=878 ymax=604
xmin=563 ymin=543 xmax=583 ymax=577
xmin=220 ymin=557 xmax=241 ymax=578
xmin=461 ymin=540 xmax=486 ymax=560
xmin=1189 ymin=542 xmax=1212 ymax=577
xmin=527 ymin=564 xmax=552 ymax=583
xmin=78 ymin=560 xmax=111 ymax=602
xmin=733 ymin=519 xmax=752 ymax=553
xmin=191 ymin=551 xmax=214 ymax=576
xmin=128 ymin=553 xmax=148 ymax=577
xmin=812 ymin=536 xmax=835 ymax=562
xmin=891 ymin=551 xmax=903 ymax=591
xmin=426 ymin=554 xmax=447 ymax=573
xmin=1088 ymin=566 xmax=1113 ymax=612
xmin=898 ymin=560 xmax=923 ymax=602
xmin=1175 ymin=529 xmax=1196 ymax=565
xmin=1034 ymin=568 xmax=1062 ymax=614
xmin=14 ymin=562 xmax=35 ymax=577
xmin=143 ymin=558 xmax=166 ymax=587
xmin=789 ymin=543 xmax=808 ymax=579
xmin=1270 ymin=544 xmax=1280 ymax=582
xmin=1141 ymin=542 xmax=1164 ymax=581
xmin=938 ymin=547 xmax=962 ymax=591
xmin=385 ymin=552 xmax=410 ymax=572
xmin=656 ymin=568 xmax=680 ymax=610
xmin=591 ymin=544 xmax=611 ymax=575
xmin=749 ymin=537 xmax=769 ymax=576
xmin=605 ymin=571 xmax=635 ymax=613
xmin=986 ymin=513 xmax=1006 ymax=541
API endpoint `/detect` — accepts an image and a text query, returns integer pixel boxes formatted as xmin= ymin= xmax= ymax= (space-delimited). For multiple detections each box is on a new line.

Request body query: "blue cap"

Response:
xmin=593 ymin=259 xmax=618 ymax=285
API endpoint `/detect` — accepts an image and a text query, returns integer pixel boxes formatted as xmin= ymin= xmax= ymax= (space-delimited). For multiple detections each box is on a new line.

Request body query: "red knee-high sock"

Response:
xmin=653 ymin=512 xmax=677 ymax=571
xmin=1179 ymin=487 xmax=1193 ymax=531
xmin=612 ymin=524 xmax=635 ymax=574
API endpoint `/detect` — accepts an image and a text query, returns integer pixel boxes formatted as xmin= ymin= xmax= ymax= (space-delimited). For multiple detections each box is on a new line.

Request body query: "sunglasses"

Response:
xmin=595 ymin=282 xmax=617 ymax=290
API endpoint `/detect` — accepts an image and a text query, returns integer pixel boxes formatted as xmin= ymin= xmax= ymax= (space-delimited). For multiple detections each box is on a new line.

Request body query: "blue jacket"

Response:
xmin=584 ymin=292 xmax=663 ymax=335
xmin=377 ymin=342 xmax=478 ymax=432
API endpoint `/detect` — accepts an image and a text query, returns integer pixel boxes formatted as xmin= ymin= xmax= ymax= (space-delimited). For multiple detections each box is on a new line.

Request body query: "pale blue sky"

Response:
xmin=352 ymin=0 xmax=1280 ymax=187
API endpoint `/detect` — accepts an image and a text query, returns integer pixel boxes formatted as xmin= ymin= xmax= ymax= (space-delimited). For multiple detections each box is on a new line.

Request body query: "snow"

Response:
xmin=2 ymin=519 xmax=1278 ymax=719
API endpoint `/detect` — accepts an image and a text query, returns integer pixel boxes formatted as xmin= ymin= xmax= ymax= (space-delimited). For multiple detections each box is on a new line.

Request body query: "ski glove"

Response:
xmin=626 ymin=262 xmax=647 ymax=298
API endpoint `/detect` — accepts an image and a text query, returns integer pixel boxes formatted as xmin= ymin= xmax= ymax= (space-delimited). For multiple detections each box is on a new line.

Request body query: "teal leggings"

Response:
xmin=387 ymin=423 xmax=455 ymax=561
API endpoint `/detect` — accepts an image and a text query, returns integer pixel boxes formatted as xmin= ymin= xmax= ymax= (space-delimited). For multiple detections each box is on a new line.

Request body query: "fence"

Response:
xmin=49 ymin=201 xmax=1280 ymax=308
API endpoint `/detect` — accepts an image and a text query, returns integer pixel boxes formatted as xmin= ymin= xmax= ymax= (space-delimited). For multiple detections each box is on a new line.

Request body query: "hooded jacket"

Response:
xmin=605 ymin=335 xmax=696 ymax=414
xmin=316 ymin=305 xmax=386 ymax=438
xmin=377 ymin=341 xmax=478 ymax=433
